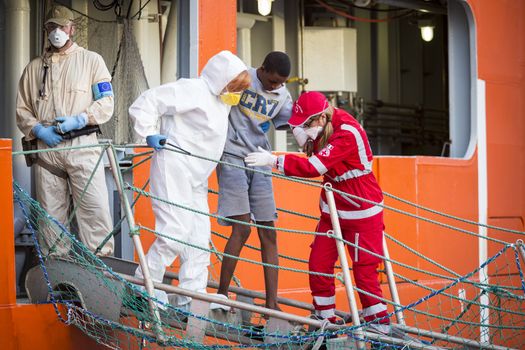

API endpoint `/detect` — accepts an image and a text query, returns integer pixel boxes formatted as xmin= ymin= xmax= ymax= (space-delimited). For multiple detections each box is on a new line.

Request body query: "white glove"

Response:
xmin=244 ymin=146 xmax=277 ymax=167
xmin=292 ymin=127 xmax=308 ymax=147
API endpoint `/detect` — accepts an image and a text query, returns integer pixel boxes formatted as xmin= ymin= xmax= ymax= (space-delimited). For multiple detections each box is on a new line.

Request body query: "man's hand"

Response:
xmin=33 ymin=124 xmax=63 ymax=147
xmin=244 ymin=146 xmax=277 ymax=167
xmin=55 ymin=113 xmax=88 ymax=134
xmin=146 ymin=134 xmax=167 ymax=151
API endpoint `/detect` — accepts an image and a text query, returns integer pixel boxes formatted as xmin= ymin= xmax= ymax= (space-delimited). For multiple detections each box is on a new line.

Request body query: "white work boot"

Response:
xmin=209 ymin=293 xmax=231 ymax=311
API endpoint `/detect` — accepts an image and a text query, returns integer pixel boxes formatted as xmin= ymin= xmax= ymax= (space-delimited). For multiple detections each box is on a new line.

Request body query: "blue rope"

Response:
xmin=513 ymin=246 xmax=525 ymax=295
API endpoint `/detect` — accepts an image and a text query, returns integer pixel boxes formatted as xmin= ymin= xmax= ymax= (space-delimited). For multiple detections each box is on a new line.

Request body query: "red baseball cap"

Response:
xmin=288 ymin=91 xmax=329 ymax=127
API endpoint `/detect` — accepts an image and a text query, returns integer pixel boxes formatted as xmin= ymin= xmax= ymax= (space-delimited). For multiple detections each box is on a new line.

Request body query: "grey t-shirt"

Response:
xmin=223 ymin=67 xmax=292 ymax=157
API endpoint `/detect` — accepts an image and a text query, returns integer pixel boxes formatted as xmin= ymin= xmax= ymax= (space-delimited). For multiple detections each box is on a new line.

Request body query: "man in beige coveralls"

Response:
xmin=16 ymin=5 xmax=114 ymax=256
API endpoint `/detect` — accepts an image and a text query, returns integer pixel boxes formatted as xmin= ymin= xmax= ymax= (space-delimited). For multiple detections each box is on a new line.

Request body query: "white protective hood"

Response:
xmin=201 ymin=50 xmax=247 ymax=95
xmin=129 ymin=50 xmax=248 ymax=181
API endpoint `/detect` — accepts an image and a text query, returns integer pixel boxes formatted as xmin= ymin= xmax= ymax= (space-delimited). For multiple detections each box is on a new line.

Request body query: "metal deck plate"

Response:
xmin=25 ymin=259 xmax=124 ymax=322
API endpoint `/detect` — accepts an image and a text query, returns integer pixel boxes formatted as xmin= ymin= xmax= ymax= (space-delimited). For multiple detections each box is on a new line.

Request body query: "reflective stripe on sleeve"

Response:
xmin=332 ymin=167 xmax=372 ymax=182
xmin=320 ymin=199 xmax=383 ymax=219
xmin=341 ymin=124 xmax=372 ymax=171
xmin=309 ymin=155 xmax=328 ymax=175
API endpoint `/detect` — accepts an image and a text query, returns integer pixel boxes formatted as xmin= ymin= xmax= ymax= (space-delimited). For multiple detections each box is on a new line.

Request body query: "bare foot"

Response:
xmin=262 ymin=303 xmax=282 ymax=319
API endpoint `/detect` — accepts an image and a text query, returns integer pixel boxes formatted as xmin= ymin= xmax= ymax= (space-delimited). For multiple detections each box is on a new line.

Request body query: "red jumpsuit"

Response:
xmin=277 ymin=108 xmax=389 ymax=324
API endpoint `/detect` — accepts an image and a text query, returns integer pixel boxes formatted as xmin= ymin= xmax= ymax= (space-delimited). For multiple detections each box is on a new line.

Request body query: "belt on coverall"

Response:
xmin=21 ymin=125 xmax=101 ymax=179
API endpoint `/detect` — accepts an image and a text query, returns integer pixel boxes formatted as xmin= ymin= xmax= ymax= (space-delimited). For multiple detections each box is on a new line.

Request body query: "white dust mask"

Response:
xmin=48 ymin=28 xmax=69 ymax=48
xmin=304 ymin=126 xmax=324 ymax=140
xmin=292 ymin=127 xmax=309 ymax=147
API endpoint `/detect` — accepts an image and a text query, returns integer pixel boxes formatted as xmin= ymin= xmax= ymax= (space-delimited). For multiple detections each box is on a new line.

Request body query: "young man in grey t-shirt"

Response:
xmin=213 ymin=52 xmax=292 ymax=311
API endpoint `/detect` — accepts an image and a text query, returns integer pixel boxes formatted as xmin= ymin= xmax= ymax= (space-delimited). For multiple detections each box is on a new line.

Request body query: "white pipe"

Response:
xmin=188 ymin=0 xmax=199 ymax=77
xmin=105 ymin=145 xmax=165 ymax=343
xmin=324 ymin=183 xmax=366 ymax=350
xmin=131 ymin=0 xmax=161 ymax=87
xmin=476 ymin=79 xmax=490 ymax=344
xmin=236 ymin=13 xmax=255 ymax=66
xmin=382 ymin=234 xmax=405 ymax=325
xmin=270 ymin=0 xmax=287 ymax=152
xmin=4 ymin=0 xmax=31 ymax=232
xmin=161 ymin=0 xmax=177 ymax=84
xmin=71 ymin=0 xmax=88 ymax=47
xmin=3 ymin=0 xmax=30 ymax=145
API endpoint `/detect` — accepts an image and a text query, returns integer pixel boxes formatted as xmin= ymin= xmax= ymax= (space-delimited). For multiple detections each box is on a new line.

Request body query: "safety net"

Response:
xmin=73 ymin=6 xmax=148 ymax=144
xmin=12 ymin=142 xmax=525 ymax=350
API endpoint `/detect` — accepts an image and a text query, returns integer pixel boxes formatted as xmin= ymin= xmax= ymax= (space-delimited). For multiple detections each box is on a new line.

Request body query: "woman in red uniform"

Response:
xmin=245 ymin=91 xmax=390 ymax=331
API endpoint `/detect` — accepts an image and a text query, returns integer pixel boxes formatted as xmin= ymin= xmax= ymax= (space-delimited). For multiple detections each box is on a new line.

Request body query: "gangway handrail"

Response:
xmin=324 ymin=183 xmax=366 ymax=349
xmin=12 ymin=141 xmax=523 ymax=348
xmin=105 ymin=144 xmax=165 ymax=342
xmin=103 ymin=255 xmax=348 ymax=318
xmin=167 ymin=269 xmax=349 ymax=317
xmin=382 ymin=234 xmax=406 ymax=325
xmin=104 ymin=271 xmax=447 ymax=350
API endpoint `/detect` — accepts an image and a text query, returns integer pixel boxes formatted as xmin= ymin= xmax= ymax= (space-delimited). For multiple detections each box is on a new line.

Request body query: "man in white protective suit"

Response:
xmin=16 ymin=5 xmax=114 ymax=256
xmin=129 ymin=50 xmax=250 ymax=309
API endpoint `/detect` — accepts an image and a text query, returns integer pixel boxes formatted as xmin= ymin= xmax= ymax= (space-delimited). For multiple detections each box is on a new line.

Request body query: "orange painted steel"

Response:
xmin=1 ymin=0 xmax=524 ymax=348
xmin=0 ymin=139 xmax=16 ymax=306
xmin=0 ymin=139 xmax=104 ymax=349
xmin=198 ymin=0 xmax=238 ymax=71
xmin=132 ymin=0 xmax=525 ymax=331
xmin=476 ymin=1 xmax=525 ymax=233
xmin=0 ymin=304 xmax=102 ymax=350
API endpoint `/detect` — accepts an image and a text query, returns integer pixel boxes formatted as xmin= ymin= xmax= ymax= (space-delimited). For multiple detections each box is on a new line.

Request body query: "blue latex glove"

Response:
xmin=55 ymin=113 xmax=88 ymax=134
xmin=33 ymin=124 xmax=63 ymax=147
xmin=146 ymin=134 xmax=167 ymax=151
xmin=260 ymin=121 xmax=271 ymax=133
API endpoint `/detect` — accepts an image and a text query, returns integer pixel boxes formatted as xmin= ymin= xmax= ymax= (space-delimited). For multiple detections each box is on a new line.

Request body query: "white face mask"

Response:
xmin=304 ymin=126 xmax=324 ymax=141
xmin=292 ymin=127 xmax=309 ymax=147
xmin=48 ymin=28 xmax=69 ymax=48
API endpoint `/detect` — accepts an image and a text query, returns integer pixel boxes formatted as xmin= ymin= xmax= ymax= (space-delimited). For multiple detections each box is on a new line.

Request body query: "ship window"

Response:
xmin=276 ymin=0 xmax=477 ymax=157
xmin=349 ymin=0 xmax=477 ymax=158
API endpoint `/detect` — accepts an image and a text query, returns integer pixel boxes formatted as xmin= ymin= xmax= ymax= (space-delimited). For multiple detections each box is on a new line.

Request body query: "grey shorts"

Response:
xmin=216 ymin=154 xmax=277 ymax=226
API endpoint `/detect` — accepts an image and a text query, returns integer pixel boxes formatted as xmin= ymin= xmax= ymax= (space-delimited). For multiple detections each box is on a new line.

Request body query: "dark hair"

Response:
xmin=262 ymin=51 xmax=291 ymax=77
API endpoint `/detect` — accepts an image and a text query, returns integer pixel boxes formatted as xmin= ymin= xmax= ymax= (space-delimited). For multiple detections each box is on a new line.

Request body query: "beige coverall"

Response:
xmin=16 ymin=43 xmax=114 ymax=256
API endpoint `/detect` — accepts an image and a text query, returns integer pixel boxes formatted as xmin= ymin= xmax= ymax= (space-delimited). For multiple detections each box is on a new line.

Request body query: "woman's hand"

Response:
xmin=244 ymin=146 xmax=277 ymax=167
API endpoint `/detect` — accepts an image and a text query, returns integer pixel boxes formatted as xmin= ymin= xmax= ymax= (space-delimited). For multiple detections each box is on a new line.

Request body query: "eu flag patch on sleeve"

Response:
xmin=92 ymin=81 xmax=113 ymax=100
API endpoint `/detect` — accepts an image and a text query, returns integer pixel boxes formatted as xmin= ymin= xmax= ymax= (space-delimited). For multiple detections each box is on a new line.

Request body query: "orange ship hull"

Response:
xmin=1 ymin=0 xmax=524 ymax=348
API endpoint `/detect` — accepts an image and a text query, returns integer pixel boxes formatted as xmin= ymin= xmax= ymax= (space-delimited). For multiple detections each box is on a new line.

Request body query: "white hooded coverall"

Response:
xmin=16 ymin=43 xmax=114 ymax=256
xmin=129 ymin=51 xmax=247 ymax=306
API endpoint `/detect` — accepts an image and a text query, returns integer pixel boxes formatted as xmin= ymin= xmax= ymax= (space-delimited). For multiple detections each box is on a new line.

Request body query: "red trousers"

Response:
xmin=308 ymin=212 xmax=389 ymax=323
